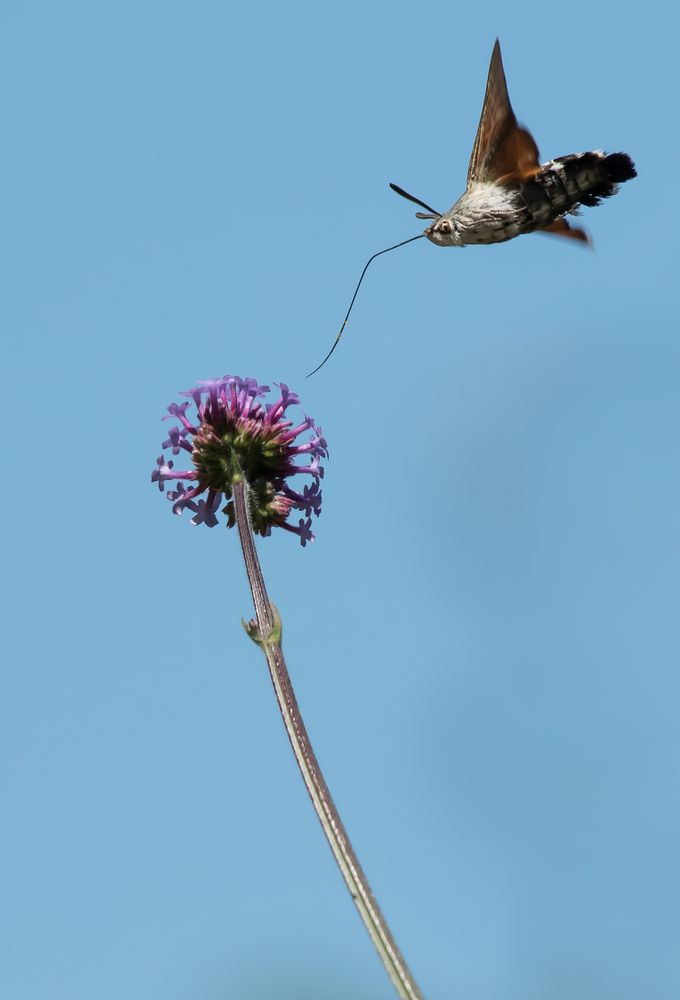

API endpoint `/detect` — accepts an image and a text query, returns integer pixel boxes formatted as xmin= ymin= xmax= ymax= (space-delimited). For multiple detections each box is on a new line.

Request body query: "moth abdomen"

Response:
xmin=538 ymin=151 xmax=637 ymax=211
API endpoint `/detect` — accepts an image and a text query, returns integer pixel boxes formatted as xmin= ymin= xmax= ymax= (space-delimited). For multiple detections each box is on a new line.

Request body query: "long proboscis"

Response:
xmin=306 ymin=233 xmax=426 ymax=377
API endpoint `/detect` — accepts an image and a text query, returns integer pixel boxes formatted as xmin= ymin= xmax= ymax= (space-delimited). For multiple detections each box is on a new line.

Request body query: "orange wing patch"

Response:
xmin=541 ymin=218 xmax=591 ymax=244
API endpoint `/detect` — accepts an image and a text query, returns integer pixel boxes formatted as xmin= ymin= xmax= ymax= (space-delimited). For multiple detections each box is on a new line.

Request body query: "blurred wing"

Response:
xmin=541 ymin=217 xmax=591 ymax=244
xmin=467 ymin=40 xmax=541 ymax=187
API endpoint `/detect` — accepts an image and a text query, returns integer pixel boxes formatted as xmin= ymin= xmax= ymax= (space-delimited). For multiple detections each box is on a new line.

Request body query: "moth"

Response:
xmin=308 ymin=39 xmax=636 ymax=376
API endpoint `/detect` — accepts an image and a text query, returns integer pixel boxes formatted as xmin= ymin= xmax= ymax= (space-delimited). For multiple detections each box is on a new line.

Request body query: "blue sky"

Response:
xmin=2 ymin=2 xmax=678 ymax=998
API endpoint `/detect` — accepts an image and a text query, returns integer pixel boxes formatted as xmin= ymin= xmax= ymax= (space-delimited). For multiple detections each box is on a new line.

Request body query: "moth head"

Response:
xmin=424 ymin=217 xmax=458 ymax=246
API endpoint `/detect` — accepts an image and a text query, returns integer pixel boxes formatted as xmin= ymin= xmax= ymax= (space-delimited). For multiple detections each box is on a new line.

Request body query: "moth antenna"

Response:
xmin=306 ymin=234 xmax=426 ymax=377
xmin=389 ymin=182 xmax=442 ymax=218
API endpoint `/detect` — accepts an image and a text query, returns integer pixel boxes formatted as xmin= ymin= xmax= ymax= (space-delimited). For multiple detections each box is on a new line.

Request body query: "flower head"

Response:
xmin=152 ymin=377 xmax=327 ymax=545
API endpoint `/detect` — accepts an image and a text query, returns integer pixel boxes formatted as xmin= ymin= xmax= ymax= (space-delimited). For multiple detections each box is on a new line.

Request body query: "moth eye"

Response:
xmin=438 ymin=220 xmax=453 ymax=234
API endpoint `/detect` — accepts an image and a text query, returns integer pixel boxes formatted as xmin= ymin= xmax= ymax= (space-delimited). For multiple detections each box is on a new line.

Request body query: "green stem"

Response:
xmin=233 ymin=480 xmax=424 ymax=1000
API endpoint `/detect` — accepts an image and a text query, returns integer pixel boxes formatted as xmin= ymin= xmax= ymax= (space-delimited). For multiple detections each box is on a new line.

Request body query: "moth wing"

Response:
xmin=541 ymin=217 xmax=591 ymax=244
xmin=467 ymin=40 xmax=541 ymax=187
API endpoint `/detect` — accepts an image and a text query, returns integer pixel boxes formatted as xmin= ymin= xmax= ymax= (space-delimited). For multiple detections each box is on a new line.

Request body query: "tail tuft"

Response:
xmin=604 ymin=152 xmax=637 ymax=185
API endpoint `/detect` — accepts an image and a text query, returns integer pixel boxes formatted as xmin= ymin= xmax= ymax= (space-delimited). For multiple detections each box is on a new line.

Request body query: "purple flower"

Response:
xmin=151 ymin=376 xmax=327 ymax=545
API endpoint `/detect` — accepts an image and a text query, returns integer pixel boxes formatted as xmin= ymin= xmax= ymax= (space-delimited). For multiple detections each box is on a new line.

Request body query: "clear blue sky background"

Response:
xmin=2 ymin=2 xmax=678 ymax=998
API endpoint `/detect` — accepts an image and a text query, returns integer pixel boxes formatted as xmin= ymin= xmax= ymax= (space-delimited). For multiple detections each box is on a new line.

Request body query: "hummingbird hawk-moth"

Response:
xmin=308 ymin=39 xmax=636 ymax=376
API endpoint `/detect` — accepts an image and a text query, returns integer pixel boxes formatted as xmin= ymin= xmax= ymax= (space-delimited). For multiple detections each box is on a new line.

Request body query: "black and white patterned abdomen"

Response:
xmin=518 ymin=151 xmax=637 ymax=229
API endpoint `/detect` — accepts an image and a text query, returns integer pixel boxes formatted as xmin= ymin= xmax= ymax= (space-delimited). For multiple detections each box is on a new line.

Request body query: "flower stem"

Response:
xmin=233 ymin=480 xmax=425 ymax=1000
